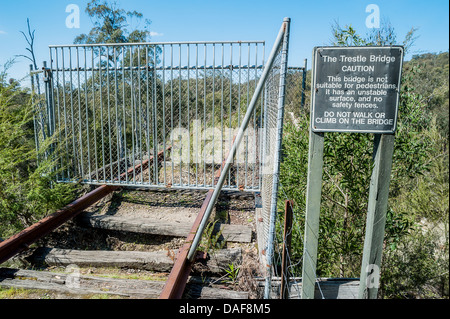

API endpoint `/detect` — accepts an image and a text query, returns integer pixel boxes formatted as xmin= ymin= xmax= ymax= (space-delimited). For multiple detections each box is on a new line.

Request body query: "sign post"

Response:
xmin=301 ymin=129 xmax=325 ymax=299
xmin=301 ymin=46 xmax=403 ymax=299
xmin=358 ymin=133 xmax=395 ymax=298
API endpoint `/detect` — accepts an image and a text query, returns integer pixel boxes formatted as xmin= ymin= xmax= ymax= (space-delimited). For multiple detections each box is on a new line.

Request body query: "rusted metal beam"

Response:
xmin=0 ymin=184 xmax=118 ymax=265
xmin=158 ymin=190 xmax=214 ymax=299
xmin=0 ymin=148 xmax=169 ymax=265
xmin=159 ymin=141 xmax=234 ymax=299
xmin=121 ymin=147 xmax=169 ymax=181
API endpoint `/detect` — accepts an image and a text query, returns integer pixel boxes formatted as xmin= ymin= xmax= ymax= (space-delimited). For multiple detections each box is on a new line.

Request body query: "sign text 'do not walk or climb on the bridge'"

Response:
xmin=311 ymin=46 xmax=404 ymax=133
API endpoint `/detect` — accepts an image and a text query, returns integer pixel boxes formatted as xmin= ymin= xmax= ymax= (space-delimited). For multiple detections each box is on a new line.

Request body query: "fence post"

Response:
xmin=301 ymin=58 xmax=307 ymax=109
xmin=264 ymin=17 xmax=290 ymax=299
xmin=358 ymin=133 xmax=395 ymax=299
xmin=301 ymin=129 xmax=325 ymax=299
xmin=42 ymin=61 xmax=52 ymax=137
xmin=30 ymin=64 xmax=40 ymax=161
xmin=281 ymin=200 xmax=293 ymax=299
xmin=42 ymin=60 xmax=55 ymax=161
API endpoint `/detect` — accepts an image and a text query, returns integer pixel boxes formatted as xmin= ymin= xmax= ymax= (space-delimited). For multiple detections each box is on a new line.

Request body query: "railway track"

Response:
xmin=0 ymin=185 xmax=260 ymax=299
xmin=0 ymin=147 xmax=262 ymax=299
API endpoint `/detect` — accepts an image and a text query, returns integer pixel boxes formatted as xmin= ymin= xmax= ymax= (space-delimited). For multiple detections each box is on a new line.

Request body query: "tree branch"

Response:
xmin=14 ymin=54 xmax=34 ymax=63
xmin=19 ymin=18 xmax=38 ymax=69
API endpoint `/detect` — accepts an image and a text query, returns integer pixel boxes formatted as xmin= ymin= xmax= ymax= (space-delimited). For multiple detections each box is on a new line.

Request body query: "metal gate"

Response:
xmin=32 ymin=18 xmax=295 ymax=298
xmin=40 ymin=40 xmax=267 ymax=192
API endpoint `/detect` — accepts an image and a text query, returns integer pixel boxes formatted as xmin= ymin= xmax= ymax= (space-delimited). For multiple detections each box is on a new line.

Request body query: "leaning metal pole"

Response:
xmin=263 ymin=17 xmax=290 ymax=299
xmin=186 ymin=18 xmax=291 ymax=262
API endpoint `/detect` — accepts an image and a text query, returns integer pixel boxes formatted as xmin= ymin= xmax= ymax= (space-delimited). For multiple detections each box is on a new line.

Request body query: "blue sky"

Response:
xmin=0 ymin=0 xmax=448 ymax=81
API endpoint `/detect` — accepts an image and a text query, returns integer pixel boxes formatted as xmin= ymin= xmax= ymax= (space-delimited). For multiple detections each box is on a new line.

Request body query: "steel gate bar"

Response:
xmin=280 ymin=200 xmax=294 ymax=299
xmin=186 ymin=17 xmax=290 ymax=262
xmin=264 ymin=17 xmax=290 ymax=299
xmin=158 ymin=18 xmax=291 ymax=299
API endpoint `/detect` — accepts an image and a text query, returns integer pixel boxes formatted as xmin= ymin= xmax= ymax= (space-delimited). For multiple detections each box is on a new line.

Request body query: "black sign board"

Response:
xmin=311 ymin=46 xmax=404 ymax=133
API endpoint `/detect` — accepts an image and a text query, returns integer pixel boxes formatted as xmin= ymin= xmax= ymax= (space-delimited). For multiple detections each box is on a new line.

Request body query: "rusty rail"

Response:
xmin=0 ymin=184 xmax=117 ymax=265
xmin=158 ymin=190 xmax=214 ymax=299
xmin=0 ymin=148 xmax=168 ymax=265
xmin=159 ymin=139 xmax=236 ymax=299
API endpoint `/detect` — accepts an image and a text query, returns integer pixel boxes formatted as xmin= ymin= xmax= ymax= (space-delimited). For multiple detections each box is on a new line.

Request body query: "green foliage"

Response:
xmin=74 ymin=0 xmax=151 ymax=44
xmin=381 ymin=225 xmax=449 ymax=298
xmin=284 ymin=68 xmax=311 ymax=118
xmin=225 ymin=263 xmax=240 ymax=284
xmin=403 ymin=52 xmax=449 ymax=136
xmin=279 ymin=88 xmax=432 ymax=277
xmin=331 ymin=23 xmax=366 ymax=47
xmin=198 ymin=220 xmax=226 ymax=254
xmin=0 ymin=63 xmax=77 ymax=238
xmin=331 ymin=20 xmax=418 ymax=53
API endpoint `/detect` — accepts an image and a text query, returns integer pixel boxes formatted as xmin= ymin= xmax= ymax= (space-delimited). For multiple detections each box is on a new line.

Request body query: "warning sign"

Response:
xmin=311 ymin=46 xmax=404 ymax=133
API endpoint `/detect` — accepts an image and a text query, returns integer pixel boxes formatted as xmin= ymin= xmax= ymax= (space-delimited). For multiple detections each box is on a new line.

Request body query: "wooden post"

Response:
xmin=301 ymin=130 xmax=325 ymax=299
xmin=358 ymin=133 xmax=395 ymax=299
xmin=280 ymin=200 xmax=294 ymax=299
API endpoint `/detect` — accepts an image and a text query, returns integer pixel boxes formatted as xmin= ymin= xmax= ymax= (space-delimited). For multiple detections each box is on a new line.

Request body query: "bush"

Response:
xmin=0 ymin=63 xmax=77 ymax=238
xmin=381 ymin=225 xmax=449 ymax=298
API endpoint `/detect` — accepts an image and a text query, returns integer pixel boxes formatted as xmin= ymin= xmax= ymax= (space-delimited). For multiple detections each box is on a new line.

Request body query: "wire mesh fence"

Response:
xmin=31 ymin=18 xmax=309 ymax=298
xmin=44 ymin=41 xmax=268 ymax=192
xmin=33 ymin=44 xmax=306 ymax=191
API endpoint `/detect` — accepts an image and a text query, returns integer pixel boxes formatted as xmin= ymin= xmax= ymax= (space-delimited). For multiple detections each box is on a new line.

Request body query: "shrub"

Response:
xmin=0 ymin=63 xmax=77 ymax=238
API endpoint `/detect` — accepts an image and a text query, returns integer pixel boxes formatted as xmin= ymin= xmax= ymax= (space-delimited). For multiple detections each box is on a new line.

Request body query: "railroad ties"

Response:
xmin=0 ymin=188 xmax=257 ymax=299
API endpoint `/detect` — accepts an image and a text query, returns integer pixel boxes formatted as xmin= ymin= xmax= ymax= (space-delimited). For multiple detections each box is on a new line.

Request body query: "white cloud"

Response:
xmin=0 ymin=30 xmax=7 ymax=35
xmin=149 ymin=31 xmax=164 ymax=37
